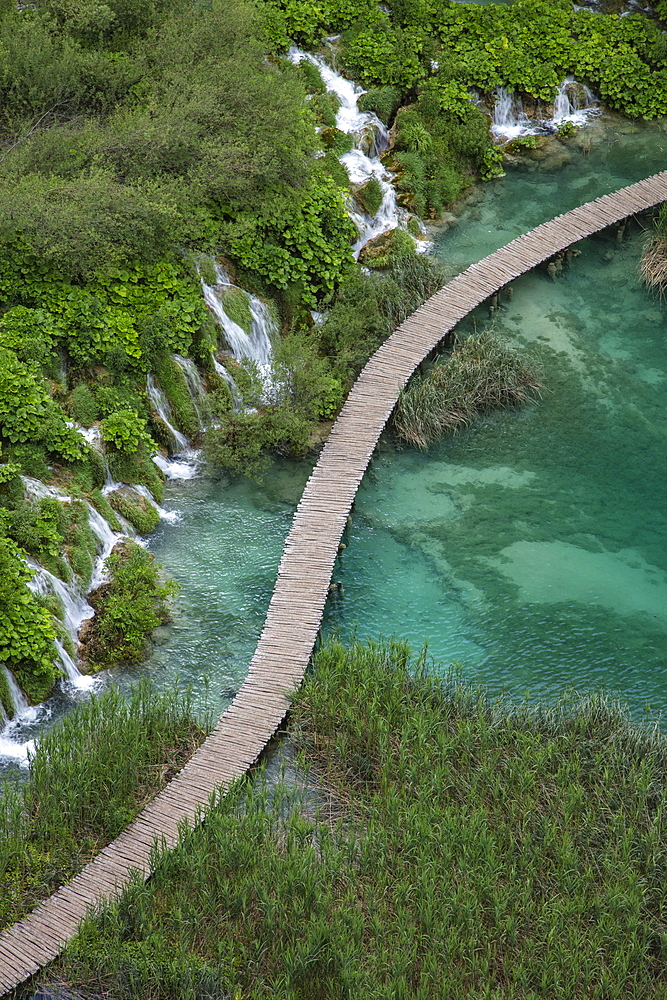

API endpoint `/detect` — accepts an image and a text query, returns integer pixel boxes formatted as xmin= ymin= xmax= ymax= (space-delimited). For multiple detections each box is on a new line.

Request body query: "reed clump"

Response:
xmin=639 ymin=234 xmax=667 ymax=294
xmin=393 ymin=331 xmax=543 ymax=449
xmin=44 ymin=638 xmax=667 ymax=1000
xmin=0 ymin=681 xmax=207 ymax=930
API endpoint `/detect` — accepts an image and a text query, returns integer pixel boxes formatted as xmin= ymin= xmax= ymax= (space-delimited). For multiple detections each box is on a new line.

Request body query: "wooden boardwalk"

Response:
xmin=1 ymin=171 xmax=667 ymax=995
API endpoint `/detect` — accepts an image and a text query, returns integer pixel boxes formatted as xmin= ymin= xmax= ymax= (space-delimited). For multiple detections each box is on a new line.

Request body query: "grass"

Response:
xmin=639 ymin=233 xmax=667 ymax=295
xmin=31 ymin=636 xmax=667 ymax=1000
xmin=393 ymin=331 xmax=543 ymax=449
xmin=0 ymin=680 xmax=208 ymax=931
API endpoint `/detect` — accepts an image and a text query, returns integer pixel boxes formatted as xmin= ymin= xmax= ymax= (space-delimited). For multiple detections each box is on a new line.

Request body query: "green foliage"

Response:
xmin=46 ymin=635 xmax=667 ymax=999
xmin=0 ymin=536 xmax=59 ymax=704
xmin=0 ymin=679 xmax=207 ymax=929
xmin=355 ymin=177 xmax=383 ymax=217
xmin=101 ymin=409 xmax=155 ymax=455
xmin=358 ymin=85 xmax=402 ymax=124
xmin=556 ymin=120 xmax=577 ymax=138
xmin=107 ymin=443 xmax=165 ymax=501
xmin=81 ymin=542 xmax=176 ymax=668
xmin=68 ymin=384 xmax=98 ymax=427
xmin=107 ymin=488 xmax=160 ymax=534
xmin=393 ymin=331 xmax=543 ymax=449
xmin=319 ymin=253 xmax=449 ymax=378
xmin=359 ymin=226 xmax=416 ymax=269
xmin=0 ymin=348 xmax=89 ymax=461
xmin=228 ymin=174 xmax=357 ymax=307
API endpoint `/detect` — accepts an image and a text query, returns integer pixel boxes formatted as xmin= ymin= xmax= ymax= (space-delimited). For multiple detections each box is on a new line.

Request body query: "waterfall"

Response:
xmin=146 ymin=374 xmax=190 ymax=453
xmin=131 ymin=483 xmax=181 ymax=523
xmin=86 ymin=502 xmax=123 ymax=590
xmin=2 ymin=665 xmax=30 ymax=718
xmin=173 ymin=355 xmax=212 ymax=431
xmin=55 ymin=640 xmax=97 ymax=691
xmin=491 ymin=79 xmax=599 ymax=142
xmin=201 ymin=265 xmax=277 ymax=400
xmin=289 ymin=48 xmax=405 ymax=257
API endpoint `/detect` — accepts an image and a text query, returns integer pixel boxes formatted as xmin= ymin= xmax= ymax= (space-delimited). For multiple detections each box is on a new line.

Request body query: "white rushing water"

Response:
xmin=289 ymin=47 xmax=406 ymax=256
xmin=146 ymin=375 xmax=190 ymax=453
xmin=491 ymin=78 xmax=600 ymax=142
xmin=201 ymin=264 xmax=277 ymax=400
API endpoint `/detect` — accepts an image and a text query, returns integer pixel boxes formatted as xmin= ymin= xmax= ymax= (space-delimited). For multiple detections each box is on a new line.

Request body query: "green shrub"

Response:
xmin=358 ymin=85 xmax=402 ymax=124
xmin=0 ymin=536 xmax=59 ymax=704
xmin=107 ymin=443 xmax=164 ymax=501
xmin=68 ymin=384 xmax=98 ymax=427
xmin=80 ymin=542 xmax=176 ymax=668
xmin=107 ymin=488 xmax=160 ymax=535
xmin=101 ymin=409 xmax=155 ymax=455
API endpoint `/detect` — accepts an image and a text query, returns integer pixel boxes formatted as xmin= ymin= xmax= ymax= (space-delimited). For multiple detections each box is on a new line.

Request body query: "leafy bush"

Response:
xmin=101 ymin=409 xmax=155 ymax=455
xmin=0 ymin=536 xmax=59 ymax=704
xmin=68 ymin=384 xmax=98 ymax=427
xmin=80 ymin=541 xmax=176 ymax=668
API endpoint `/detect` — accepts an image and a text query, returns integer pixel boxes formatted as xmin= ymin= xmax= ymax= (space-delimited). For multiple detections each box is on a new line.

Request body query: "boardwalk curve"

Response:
xmin=2 ymin=170 xmax=667 ymax=994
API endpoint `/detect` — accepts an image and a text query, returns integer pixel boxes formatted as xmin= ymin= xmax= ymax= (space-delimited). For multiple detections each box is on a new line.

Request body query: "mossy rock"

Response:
xmin=353 ymin=178 xmax=383 ymax=217
xmin=359 ymin=228 xmax=416 ymax=269
xmin=320 ymin=128 xmax=354 ymax=156
xmin=107 ymin=486 xmax=160 ymax=534
xmin=220 ymin=288 xmax=252 ymax=334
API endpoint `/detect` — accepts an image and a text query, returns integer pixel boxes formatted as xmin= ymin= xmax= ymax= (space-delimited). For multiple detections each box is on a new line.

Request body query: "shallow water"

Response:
xmin=437 ymin=116 xmax=667 ymax=272
xmin=325 ymin=225 xmax=667 ymax=716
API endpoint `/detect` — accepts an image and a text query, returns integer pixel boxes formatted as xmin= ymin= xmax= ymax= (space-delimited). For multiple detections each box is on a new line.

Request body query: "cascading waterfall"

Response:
xmin=201 ymin=264 xmax=277 ymax=402
xmin=491 ymin=78 xmax=600 ymax=142
xmin=173 ymin=355 xmax=212 ymax=431
xmin=289 ymin=48 xmax=407 ymax=256
xmin=146 ymin=375 xmax=190 ymax=454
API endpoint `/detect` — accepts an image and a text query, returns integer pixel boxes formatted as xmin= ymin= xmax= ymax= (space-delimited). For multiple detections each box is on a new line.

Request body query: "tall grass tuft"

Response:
xmin=393 ymin=331 xmax=543 ymax=449
xmin=639 ymin=234 xmax=667 ymax=294
xmin=0 ymin=680 xmax=207 ymax=930
xmin=41 ymin=637 xmax=667 ymax=1000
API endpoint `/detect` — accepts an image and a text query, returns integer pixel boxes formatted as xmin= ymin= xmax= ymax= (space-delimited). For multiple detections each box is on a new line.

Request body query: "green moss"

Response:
xmin=107 ymin=488 xmax=160 ymax=535
xmin=355 ymin=178 xmax=383 ymax=216
xmin=358 ymin=85 xmax=402 ymax=125
xmin=151 ymin=355 xmax=199 ymax=440
xmin=220 ymin=288 xmax=252 ymax=334
xmin=0 ymin=668 xmax=13 ymax=720
xmin=320 ymin=127 xmax=354 ymax=156
xmin=319 ymin=151 xmax=351 ymax=190
xmin=89 ymin=490 xmax=123 ymax=533
xmin=107 ymin=444 xmax=165 ymax=503
xmin=8 ymin=443 xmax=50 ymax=481
xmin=358 ymin=227 xmax=415 ymax=269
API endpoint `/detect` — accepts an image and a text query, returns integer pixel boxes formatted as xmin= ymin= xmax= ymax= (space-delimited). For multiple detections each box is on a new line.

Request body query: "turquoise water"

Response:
xmin=325 ymin=226 xmax=667 ymax=714
xmin=138 ymin=119 xmax=667 ymax=716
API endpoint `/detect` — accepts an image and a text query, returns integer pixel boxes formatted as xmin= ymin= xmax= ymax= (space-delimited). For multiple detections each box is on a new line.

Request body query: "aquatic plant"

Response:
xmin=639 ymin=219 xmax=667 ymax=295
xmin=393 ymin=331 xmax=543 ymax=449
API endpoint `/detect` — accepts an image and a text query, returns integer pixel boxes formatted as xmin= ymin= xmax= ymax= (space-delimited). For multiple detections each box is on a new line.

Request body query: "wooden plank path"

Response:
xmin=1 ymin=170 xmax=667 ymax=995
